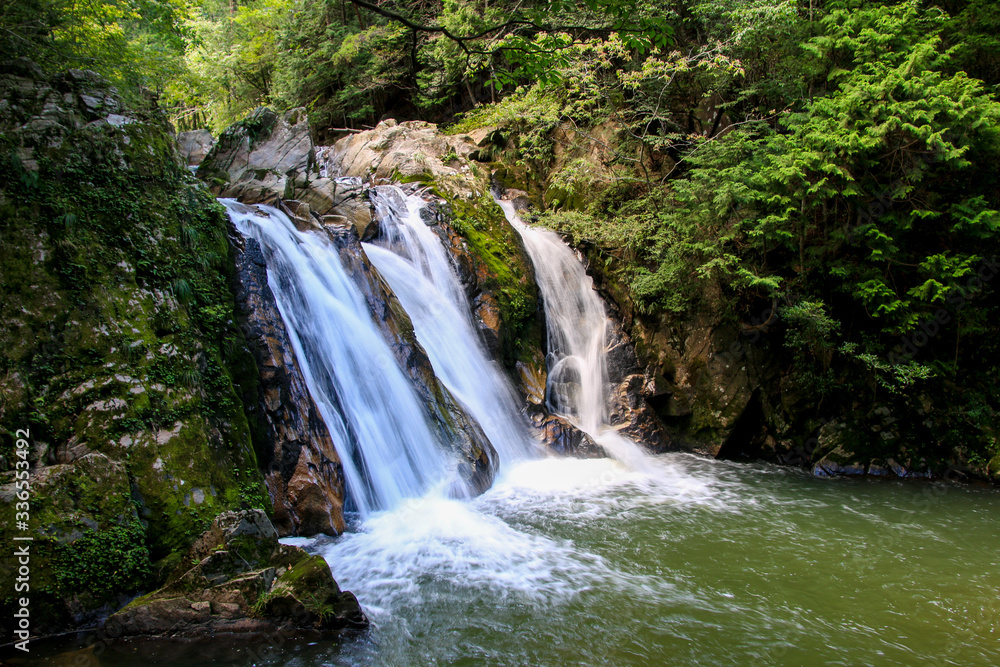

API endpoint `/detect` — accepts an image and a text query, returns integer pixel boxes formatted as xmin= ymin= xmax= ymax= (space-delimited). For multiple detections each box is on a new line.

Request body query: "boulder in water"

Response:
xmin=528 ymin=408 xmax=605 ymax=458
xmin=105 ymin=510 xmax=366 ymax=639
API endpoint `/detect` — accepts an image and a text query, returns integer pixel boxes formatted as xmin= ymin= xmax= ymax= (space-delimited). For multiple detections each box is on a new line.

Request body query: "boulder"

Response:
xmin=299 ymin=177 xmax=377 ymax=239
xmin=198 ymin=109 xmax=379 ymax=236
xmin=527 ymin=409 xmax=605 ymax=458
xmin=105 ymin=510 xmax=366 ymax=639
xmin=197 ymin=107 xmax=315 ymax=204
xmin=176 ymin=129 xmax=215 ymax=166
xmin=326 ymin=119 xmax=491 ymax=200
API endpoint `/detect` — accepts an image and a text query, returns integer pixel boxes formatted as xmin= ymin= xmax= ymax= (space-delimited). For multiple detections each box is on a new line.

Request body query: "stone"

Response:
xmin=472 ymin=292 xmax=502 ymax=356
xmin=176 ymin=129 xmax=215 ymax=166
xmin=198 ymin=107 xmax=315 ymax=203
xmin=527 ymin=408 xmax=605 ymax=458
xmin=104 ymin=510 xmax=367 ymax=640
xmin=326 ymin=119 xmax=489 ymax=200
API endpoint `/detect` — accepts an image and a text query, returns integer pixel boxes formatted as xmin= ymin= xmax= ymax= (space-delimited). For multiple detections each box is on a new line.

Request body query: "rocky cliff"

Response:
xmin=0 ymin=61 xmax=363 ymax=638
xmin=197 ymin=111 xmax=500 ymax=495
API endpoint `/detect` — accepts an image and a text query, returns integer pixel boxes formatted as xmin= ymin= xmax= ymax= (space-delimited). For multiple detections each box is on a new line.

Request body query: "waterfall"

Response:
xmin=364 ymin=187 xmax=538 ymax=467
xmin=498 ymin=199 xmax=651 ymax=468
xmin=223 ymin=200 xmax=450 ymax=516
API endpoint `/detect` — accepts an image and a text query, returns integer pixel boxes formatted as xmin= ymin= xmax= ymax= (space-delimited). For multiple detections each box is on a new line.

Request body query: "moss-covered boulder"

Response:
xmin=105 ymin=510 xmax=366 ymax=639
xmin=0 ymin=60 xmax=269 ymax=634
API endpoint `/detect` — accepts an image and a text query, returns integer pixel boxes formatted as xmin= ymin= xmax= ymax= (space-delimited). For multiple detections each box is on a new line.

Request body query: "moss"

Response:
xmin=53 ymin=521 xmax=153 ymax=606
xmin=260 ymin=553 xmax=349 ymax=622
xmin=0 ymin=70 xmax=271 ymax=631
xmin=447 ymin=194 xmax=541 ymax=367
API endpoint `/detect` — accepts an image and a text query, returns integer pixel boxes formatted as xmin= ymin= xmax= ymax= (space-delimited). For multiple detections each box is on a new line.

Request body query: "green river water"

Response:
xmin=48 ymin=452 xmax=1000 ymax=666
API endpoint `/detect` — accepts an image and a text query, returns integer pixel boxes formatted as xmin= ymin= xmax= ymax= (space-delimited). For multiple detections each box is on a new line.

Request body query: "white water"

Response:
xmin=217 ymin=193 xmax=1000 ymax=667
xmin=363 ymin=187 xmax=537 ymax=466
xmin=497 ymin=199 xmax=653 ymax=469
xmin=227 ymin=192 xmax=717 ymax=663
xmin=223 ymin=200 xmax=450 ymax=516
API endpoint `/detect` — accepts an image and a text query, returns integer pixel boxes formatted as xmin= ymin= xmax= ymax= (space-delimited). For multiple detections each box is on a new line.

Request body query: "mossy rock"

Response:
xmin=0 ymin=64 xmax=269 ymax=633
xmin=444 ymin=193 xmax=543 ymax=368
xmin=106 ymin=511 xmax=366 ymax=639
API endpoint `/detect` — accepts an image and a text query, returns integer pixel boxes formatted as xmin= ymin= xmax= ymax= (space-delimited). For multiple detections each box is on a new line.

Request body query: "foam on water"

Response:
xmin=316 ymin=453 xmax=733 ymax=624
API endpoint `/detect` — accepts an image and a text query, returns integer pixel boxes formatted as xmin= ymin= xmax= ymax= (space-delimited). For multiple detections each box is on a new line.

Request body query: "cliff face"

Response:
xmin=229 ymin=227 xmax=347 ymax=537
xmin=0 ymin=61 xmax=364 ymax=635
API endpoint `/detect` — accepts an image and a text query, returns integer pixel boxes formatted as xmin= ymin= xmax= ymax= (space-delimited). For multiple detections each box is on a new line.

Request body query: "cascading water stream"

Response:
xmin=497 ymin=199 xmax=651 ymax=469
xmin=223 ymin=200 xmax=450 ymax=516
xmin=216 ymin=194 xmax=998 ymax=667
xmin=362 ymin=187 xmax=537 ymax=467
xmin=225 ymin=188 xmax=713 ymax=664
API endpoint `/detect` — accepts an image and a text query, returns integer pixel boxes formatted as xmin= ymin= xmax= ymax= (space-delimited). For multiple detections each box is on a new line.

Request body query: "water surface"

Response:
xmin=274 ymin=453 xmax=1000 ymax=666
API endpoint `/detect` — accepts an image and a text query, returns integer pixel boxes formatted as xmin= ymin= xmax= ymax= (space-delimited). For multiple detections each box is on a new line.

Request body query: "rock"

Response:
xmin=198 ymin=107 xmax=315 ymax=203
xmin=605 ymin=318 xmax=641 ymax=385
xmin=279 ymin=199 xmax=320 ymax=231
xmin=527 ymin=409 xmax=605 ymax=458
xmin=175 ymin=129 xmax=215 ymax=166
xmin=105 ymin=510 xmax=366 ymax=640
xmin=198 ymin=109 xmax=380 ymax=235
xmin=607 ymin=373 xmax=673 ymax=452
xmin=516 ymin=359 xmax=547 ymax=406
xmin=230 ymin=231 xmax=347 ymax=536
xmin=300 ymin=177 xmax=377 ymax=239
xmin=424 ymin=196 xmax=544 ymax=372
xmin=326 ymin=119 xmax=490 ymax=200
xmin=0 ymin=62 xmax=268 ymax=634
xmin=472 ymin=292 xmax=502 ymax=357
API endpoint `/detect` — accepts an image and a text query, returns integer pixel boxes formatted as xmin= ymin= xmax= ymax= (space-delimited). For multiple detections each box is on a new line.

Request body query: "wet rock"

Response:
xmin=230 ymin=231 xmax=347 ymax=536
xmin=105 ymin=510 xmax=366 ymax=639
xmin=577 ymin=246 xmax=771 ymax=456
xmin=607 ymin=373 xmax=673 ymax=452
xmin=300 ymin=177 xmax=377 ymax=239
xmin=527 ymin=408 xmax=605 ymax=458
xmin=516 ymin=359 xmax=547 ymax=406
xmin=472 ymin=292 xmax=502 ymax=357
xmin=279 ymin=199 xmax=320 ymax=231
xmin=175 ymin=129 xmax=214 ymax=166
xmin=605 ymin=318 xmax=641 ymax=385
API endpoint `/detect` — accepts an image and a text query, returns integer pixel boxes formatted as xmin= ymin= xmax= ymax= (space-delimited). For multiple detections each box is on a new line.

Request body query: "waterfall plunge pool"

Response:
xmin=272 ymin=452 xmax=1000 ymax=666
xmin=39 ymin=454 xmax=1000 ymax=666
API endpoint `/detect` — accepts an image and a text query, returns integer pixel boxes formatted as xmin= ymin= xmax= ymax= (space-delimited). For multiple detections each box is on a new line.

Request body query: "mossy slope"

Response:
xmin=0 ymin=60 xmax=268 ymax=633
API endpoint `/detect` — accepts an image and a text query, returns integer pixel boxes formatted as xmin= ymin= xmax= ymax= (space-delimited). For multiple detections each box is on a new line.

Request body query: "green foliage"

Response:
xmin=509 ymin=0 xmax=1000 ymax=471
xmin=55 ymin=521 xmax=153 ymax=601
xmin=0 ymin=0 xmax=191 ymax=107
